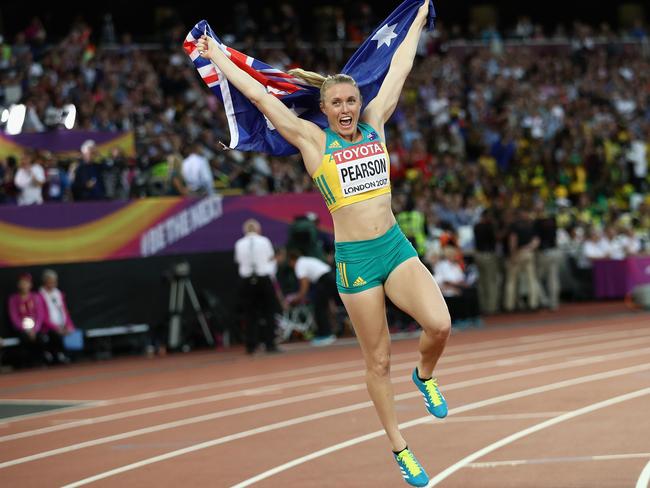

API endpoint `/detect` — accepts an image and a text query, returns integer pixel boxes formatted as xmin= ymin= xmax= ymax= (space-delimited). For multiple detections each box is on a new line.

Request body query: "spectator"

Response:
xmin=534 ymin=201 xmax=561 ymax=310
xmin=286 ymin=249 xmax=338 ymax=346
xmin=618 ymin=225 xmax=642 ymax=256
xmin=103 ymin=147 xmax=128 ymax=200
xmin=71 ymin=140 xmax=106 ymax=201
xmin=41 ymin=151 xmax=70 ymax=202
xmin=166 ymin=153 xmax=189 ymax=196
xmin=234 ymin=219 xmax=280 ymax=354
xmin=7 ymin=273 xmax=48 ymax=365
xmin=0 ymin=157 xmax=19 ymax=204
xmin=625 ymin=134 xmax=647 ymax=193
xmin=557 ymin=224 xmax=592 ymax=300
xmin=181 ymin=143 xmax=214 ymax=196
xmin=581 ymin=226 xmax=609 ymax=264
xmin=473 ymin=208 xmax=501 ymax=314
xmin=405 ymin=138 xmax=434 ymax=180
xmin=431 ymin=246 xmax=480 ymax=327
xmin=39 ymin=269 xmax=75 ymax=363
xmin=490 ymin=129 xmax=517 ymax=172
xmin=602 ymin=225 xmax=627 ymax=260
xmin=286 ymin=214 xmax=324 ymax=260
xmin=396 ymin=196 xmax=427 ymax=258
xmin=504 ymin=207 xmax=540 ymax=311
xmin=14 ymin=154 xmax=45 ymax=205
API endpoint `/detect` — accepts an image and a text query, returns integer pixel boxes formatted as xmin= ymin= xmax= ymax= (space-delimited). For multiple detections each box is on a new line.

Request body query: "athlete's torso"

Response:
xmin=312 ymin=122 xmax=392 ymax=214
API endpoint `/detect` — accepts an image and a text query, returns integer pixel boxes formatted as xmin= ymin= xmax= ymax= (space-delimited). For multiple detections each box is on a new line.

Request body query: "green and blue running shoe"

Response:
xmin=393 ymin=447 xmax=429 ymax=487
xmin=412 ymin=367 xmax=448 ymax=418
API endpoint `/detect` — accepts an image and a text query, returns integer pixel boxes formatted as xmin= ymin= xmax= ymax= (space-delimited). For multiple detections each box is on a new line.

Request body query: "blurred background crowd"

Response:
xmin=1 ymin=2 xmax=649 ymax=338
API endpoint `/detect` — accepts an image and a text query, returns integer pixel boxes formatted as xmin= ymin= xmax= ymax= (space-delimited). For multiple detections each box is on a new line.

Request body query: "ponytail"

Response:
xmin=288 ymin=69 xmax=359 ymax=102
xmin=288 ymin=68 xmax=327 ymax=89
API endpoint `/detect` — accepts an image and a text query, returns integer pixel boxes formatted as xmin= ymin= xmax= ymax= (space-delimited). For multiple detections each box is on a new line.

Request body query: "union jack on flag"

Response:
xmin=184 ymin=0 xmax=435 ymax=156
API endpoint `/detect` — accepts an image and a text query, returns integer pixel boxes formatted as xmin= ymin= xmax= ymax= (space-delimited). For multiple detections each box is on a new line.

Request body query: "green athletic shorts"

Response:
xmin=335 ymin=223 xmax=418 ymax=294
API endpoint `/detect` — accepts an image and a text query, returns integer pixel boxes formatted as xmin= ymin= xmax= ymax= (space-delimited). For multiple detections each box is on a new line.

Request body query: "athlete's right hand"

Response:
xmin=196 ymin=34 xmax=217 ymax=59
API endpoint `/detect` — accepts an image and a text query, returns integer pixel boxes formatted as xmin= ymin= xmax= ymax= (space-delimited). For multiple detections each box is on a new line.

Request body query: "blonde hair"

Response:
xmin=288 ymin=69 xmax=359 ymax=103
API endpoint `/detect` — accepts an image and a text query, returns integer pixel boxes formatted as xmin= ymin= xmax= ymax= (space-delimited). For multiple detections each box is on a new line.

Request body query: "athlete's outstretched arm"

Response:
xmin=196 ymin=35 xmax=323 ymax=156
xmin=363 ymin=0 xmax=430 ymax=129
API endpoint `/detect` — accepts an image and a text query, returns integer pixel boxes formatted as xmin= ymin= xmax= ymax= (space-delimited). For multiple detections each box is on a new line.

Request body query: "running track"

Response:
xmin=0 ymin=306 xmax=649 ymax=487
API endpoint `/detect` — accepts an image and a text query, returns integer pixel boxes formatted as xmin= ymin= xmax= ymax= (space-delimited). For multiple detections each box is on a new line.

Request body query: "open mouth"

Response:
xmin=339 ymin=116 xmax=353 ymax=129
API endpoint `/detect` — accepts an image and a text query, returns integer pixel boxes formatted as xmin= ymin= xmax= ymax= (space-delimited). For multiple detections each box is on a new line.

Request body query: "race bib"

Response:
xmin=332 ymin=142 xmax=389 ymax=197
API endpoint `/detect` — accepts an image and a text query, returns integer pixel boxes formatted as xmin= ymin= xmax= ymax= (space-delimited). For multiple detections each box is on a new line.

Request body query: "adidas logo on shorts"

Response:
xmin=353 ymin=276 xmax=367 ymax=287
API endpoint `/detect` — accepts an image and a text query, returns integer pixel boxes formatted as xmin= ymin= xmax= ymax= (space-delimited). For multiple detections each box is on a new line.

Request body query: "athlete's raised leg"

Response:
xmin=385 ymin=257 xmax=451 ymax=378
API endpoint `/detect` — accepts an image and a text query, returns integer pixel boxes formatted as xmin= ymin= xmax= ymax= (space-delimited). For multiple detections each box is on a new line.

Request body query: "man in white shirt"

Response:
xmin=234 ymin=219 xmax=279 ymax=354
xmin=14 ymin=155 xmax=45 ymax=205
xmin=287 ymin=250 xmax=338 ymax=346
xmin=182 ymin=144 xmax=215 ymax=196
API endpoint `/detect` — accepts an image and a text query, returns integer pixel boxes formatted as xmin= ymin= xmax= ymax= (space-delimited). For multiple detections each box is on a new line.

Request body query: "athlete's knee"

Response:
xmin=420 ymin=311 xmax=451 ymax=338
xmin=365 ymin=351 xmax=391 ymax=378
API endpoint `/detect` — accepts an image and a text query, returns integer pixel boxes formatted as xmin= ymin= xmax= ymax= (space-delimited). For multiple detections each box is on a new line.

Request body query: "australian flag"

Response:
xmin=184 ymin=0 xmax=435 ymax=156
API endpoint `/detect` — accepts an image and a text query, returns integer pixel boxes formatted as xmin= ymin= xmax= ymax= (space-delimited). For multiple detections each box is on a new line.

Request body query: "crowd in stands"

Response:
xmin=1 ymin=8 xmax=649 ymax=324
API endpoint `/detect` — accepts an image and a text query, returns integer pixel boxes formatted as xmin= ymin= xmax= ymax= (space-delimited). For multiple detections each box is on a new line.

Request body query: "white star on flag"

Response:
xmin=371 ymin=23 xmax=398 ymax=49
xmin=288 ymin=104 xmax=308 ymax=117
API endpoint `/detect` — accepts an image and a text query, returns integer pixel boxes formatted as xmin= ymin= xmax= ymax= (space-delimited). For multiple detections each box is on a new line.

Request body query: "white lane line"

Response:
xmin=425 ymin=412 xmax=565 ymax=423
xmin=59 ymin=362 xmax=650 ymax=488
xmin=0 ymin=322 xmax=636 ymax=427
xmin=428 ymin=387 xmax=650 ymax=486
xmin=468 ymin=452 xmax=650 ymax=468
xmin=6 ymin=330 xmax=646 ymax=441
xmin=0 ymin=322 xmax=632 ymax=414
xmin=229 ymin=363 xmax=650 ymax=488
xmin=637 ymin=460 xmax=650 ymax=488
xmin=2 ymin=337 xmax=648 ymax=469
xmin=3 ymin=326 xmax=646 ymax=443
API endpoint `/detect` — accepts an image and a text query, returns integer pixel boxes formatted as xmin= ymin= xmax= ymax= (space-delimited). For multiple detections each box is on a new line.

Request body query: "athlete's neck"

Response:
xmin=338 ymin=126 xmax=362 ymax=143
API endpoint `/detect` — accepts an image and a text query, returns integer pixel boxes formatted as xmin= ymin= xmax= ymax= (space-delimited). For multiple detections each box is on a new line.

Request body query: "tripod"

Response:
xmin=168 ymin=262 xmax=214 ymax=349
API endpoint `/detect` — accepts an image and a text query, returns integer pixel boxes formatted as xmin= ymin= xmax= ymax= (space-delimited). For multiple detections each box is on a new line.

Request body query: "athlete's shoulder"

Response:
xmin=359 ymin=122 xmax=381 ymax=143
xmin=324 ymin=127 xmax=343 ymax=151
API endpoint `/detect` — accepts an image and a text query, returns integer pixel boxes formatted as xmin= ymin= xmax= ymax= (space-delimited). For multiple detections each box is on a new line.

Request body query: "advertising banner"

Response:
xmin=0 ymin=193 xmax=332 ymax=267
xmin=0 ymin=130 xmax=135 ymax=159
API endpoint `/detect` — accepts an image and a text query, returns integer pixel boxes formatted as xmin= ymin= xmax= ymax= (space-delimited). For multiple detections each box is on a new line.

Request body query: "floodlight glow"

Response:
xmin=64 ymin=104 xmax=76 ymax=130
xmin=7 ymin=104 xmax=26 ymax=135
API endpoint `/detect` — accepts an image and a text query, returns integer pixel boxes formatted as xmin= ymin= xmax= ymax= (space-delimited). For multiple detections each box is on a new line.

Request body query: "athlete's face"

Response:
xmin=321 ymin=83 xmax=362 ymax=141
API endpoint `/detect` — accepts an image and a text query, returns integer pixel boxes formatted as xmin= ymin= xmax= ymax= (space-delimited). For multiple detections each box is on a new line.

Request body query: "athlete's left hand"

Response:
xmin=196 ymin=34 xmax=218 ymax=60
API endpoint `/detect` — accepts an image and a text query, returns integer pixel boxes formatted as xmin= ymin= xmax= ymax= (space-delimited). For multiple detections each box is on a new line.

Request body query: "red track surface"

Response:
xmin=1 ymin=302 xmax=649 ymax=488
